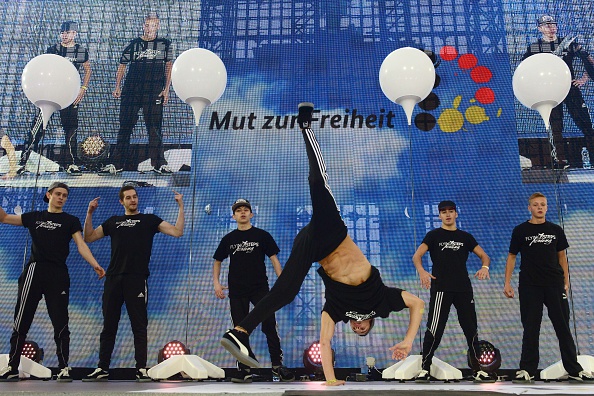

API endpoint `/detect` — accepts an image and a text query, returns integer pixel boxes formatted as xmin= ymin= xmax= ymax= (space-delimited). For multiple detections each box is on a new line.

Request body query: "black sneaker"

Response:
xmin=297 ymin=102 xmax=314 ymax=129
xmin=473 ymin=370 xmax=496 ymax=383
xmin=568 ymin=370 xmax=594 ymax=383
xmin=512 ymin=369 xmax=534 ymax=384
xmin=82 ymin=367 xmax=109 ymax=382
xmin=15 ymin=166 xmax=27 ymax=176
xmin=415 ymin=369 xmax=430 ymax=383
xmin=272 ymin=365 xmax=295 ymax=382
xmin=0 ymin=366 xmax=19 ymax=382
xmin=136 ymin=368 xmax=152 ymax=382
xmin=220 ymin=329 xmax=260 ymax=368
xmin=231 ymin=367 xmax=252 ymax=383
xmin=56 ymin=366 xmax=72 ymax=382
xmin=151 ymin=165 xmax=173 ymax=175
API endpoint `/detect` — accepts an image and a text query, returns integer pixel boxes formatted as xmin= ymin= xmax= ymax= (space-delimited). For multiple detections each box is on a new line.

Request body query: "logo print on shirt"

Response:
xmin=136 ymin=49 xmax=162 ymax=60
xmin=231 ymin=241 xmax=259 ymax=254
xmin=526 ymin=233 xmax=556 ymax=246
xmin=116 ymin=219 xmax=141 ymax=228
xmin=345 ymin=311 xmax=376 ymax=322
xmin=438 ymin=241 xmax=464 ymax=251
xmin=35 ymin=221 xmax=62 ymax=230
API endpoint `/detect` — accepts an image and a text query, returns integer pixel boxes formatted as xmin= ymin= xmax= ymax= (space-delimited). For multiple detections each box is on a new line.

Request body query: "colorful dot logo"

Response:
xmin=414 ymin=46 xmax=501 ymax=132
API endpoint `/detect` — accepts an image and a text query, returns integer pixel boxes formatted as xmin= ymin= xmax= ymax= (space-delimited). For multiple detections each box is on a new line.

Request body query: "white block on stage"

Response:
xmin=382 ymin=354 xmax=462 ymax=381
xmin=147 ymin=355 xmax=225 ymax=380
xmin=0 ymin=354 xmax=51 ymax=379
xmin=540 ymin=355 xmax=594 ymax=380
xmin=0 ymin=151 xmax=60 ymax=174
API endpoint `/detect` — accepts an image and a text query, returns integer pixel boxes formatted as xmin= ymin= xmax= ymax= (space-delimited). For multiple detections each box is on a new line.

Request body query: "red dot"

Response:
xmin=440 ymin=46 xmax=458 ymax=61
xmin=475 ymin=87 xmax=495 ymax=104
xmin=471 ymin=66 xmax=492 ymax=83
xmin=458 ymin=54 xmax=478 ymax=70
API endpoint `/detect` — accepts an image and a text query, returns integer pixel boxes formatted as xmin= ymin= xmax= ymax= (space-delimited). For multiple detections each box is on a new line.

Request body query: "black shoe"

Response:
xmin=473 ymin=370 xmax=496 ymax=383
xmin=0 ymin=366 xmax=19 ymax=382
xmin=415 ymin=369 xmax=430 ymax=383
xmin=56 ymin=367 xmax=73 ymax=382
xmin=568 ymin=370 xmax=594 ymax=383
xmin=136 ymin=368 xmax=152 ymax=382
xmin=151 ymin=165 xmax=173 ymax=175
xmin=220 ymin=329 xmax=260 ymax=368
xmin=15 ymin=166 xmax=27 ymax=176
xmin=82 ymin=367 xmax=109 ymax=382
xmin=297 ymin=102 xmax=314 ymax=129
xmin=231 ymin=367 xmax=252 ymax=383
xmin=272 ymin=365 xmax=295 ymax=382
xmin=512 ymin=370 xmax=534 ymax=384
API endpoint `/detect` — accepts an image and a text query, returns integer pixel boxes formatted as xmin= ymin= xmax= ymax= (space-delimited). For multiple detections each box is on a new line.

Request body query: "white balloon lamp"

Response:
xmin=171 ymin=48 xmax=227 ymax=126
xmin=379 ymin=47 xmax=436 ymax=125
xmin=512 ymin=53 xmax=571 ymax=130
xmin=21 ymin=54 xmax=81 ymax=129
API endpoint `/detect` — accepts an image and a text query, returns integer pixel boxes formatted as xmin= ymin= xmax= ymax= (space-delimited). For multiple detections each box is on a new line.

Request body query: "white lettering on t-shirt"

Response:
xmin=231 ymin=241 xmax=259 ymax=254
xmin=116 ymin=219 xmax=141 ymax=228
xmin=526 ymin=233 xmax=556 ymax=246
xmin=438 ymin=241 xmax=464 ymax=251
xmin=35 ymin=221 xmax=62 ymax=230
xmin=345 ymin=311 xmax=376 ymax=321
xmin=136 ymin=49 xmax=162 ymax=60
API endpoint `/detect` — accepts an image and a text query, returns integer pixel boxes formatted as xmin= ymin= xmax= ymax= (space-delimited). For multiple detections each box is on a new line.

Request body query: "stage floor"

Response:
xmin=0 ymin=379 xmax=592 ymax=396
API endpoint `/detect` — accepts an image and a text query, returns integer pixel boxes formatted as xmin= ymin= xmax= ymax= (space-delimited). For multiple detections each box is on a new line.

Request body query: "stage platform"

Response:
xmin=0 ymin=379 xmax=592 ymax=396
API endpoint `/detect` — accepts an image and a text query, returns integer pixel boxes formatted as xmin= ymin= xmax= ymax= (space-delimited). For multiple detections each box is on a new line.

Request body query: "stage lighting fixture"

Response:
xmin=157 ymin=340 xmax=190 ymax=363
xmin=303 ymin=341 xmax=334 ymax=375
xmin=468 ymin=340 xmax=501 ymax=374
xmin=79 ymin=133 xmax=110 ymax=169
xmin=22 ymin=340 xmax=44 ymax=363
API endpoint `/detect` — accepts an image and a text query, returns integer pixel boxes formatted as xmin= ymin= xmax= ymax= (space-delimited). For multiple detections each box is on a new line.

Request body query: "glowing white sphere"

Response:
xmin=21 ymin=54 xmax=81 ymax=128
xmin=379 ymin=47 xmax=436 ymax=125
xmin=513 ymin=53 xmax=571 ymax=129
xmin=171 ymin=48 xmax=227 ymax=125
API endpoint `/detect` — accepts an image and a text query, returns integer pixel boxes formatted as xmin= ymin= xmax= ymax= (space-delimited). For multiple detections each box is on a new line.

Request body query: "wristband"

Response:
xmin=326 ymin=379 xmax=338 ymax=384
xmin=481 ymin=266 xmax=489 ymax=270
xmin=81 ymin=86 xmax=88 ymax=90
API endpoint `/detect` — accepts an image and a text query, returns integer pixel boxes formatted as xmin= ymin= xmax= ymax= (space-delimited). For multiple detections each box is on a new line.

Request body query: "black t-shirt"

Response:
xmin=120 ymin=37 xmax=173 ymax=95
xmin=101 ymin=213 xmax=163 ymax=276
xmin=509 ymin=221 xmax=568 ymax=287
xmin=523 ymin=37 xmax=594 ymax=79
xmin=46 ymin=43 xmax=89 ymax=71
xmin=422 ymin=227 xmax=479 ymax=292
xmin=317 ymin=266 xmax=406 ymax=324
xmin=21 ymin=210 xmax=82 ymax=270
xmin=213 ymin=227 xmax=280 ymax=298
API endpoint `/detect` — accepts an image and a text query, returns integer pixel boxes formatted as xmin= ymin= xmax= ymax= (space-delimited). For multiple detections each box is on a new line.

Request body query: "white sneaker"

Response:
xmin=56 ymin=366 xmax=72 ymax=382
xmin=512 ymin=369 xmax=534 ymax=384
xmin=98 ymin=164 xmax=122 ymax=176
xmin=66 ymin=164 xmax=82 ymax=176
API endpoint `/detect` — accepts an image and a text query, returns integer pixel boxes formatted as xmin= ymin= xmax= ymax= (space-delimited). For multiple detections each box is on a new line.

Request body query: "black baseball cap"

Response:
xmin=232 ymin=198 xmax=251 ymax=212
xmin=438 ymin=200 xmax=456 ymax=211
xmin=44 ymin=182 xmax=69 ymax=203
xmin=537 ymin=15 xmax=557 ymax=26
xmin=60 ymin=21 xmax=78 ymax=32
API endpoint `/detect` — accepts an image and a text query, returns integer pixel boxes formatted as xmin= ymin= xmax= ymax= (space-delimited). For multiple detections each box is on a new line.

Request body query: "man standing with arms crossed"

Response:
xmin=0 ymin=182 xmax=105 ymax=382
xmin=412 ymin=200 xmax=492 ymax=383
xmin=213 ymin=198 xmax=294 ymax=383
xmin=504 ymin=192 xmax=594 ymax=383
xmin=82 ymin=186 xmax=184 ymax=381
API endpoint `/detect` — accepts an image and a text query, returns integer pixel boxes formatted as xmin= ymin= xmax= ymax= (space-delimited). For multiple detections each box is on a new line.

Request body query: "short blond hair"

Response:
xmin=528 ymin=192 xmax=546 ymax=204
